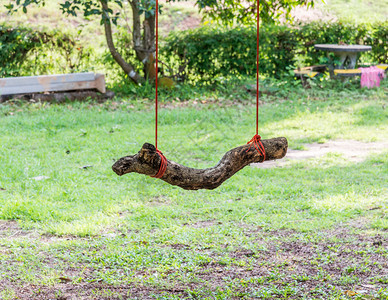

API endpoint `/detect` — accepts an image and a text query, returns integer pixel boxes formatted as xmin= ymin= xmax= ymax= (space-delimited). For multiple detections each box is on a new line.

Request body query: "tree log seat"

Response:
xmin=112 ymin=138 xmax=288 ymax=190
xmin=377 ymin=64 xmax=388 ymax=73
xmin=333 ymin=69 xmax=362 ymax=77
xmin=294 ymin=65 xmax=327 ymax=78
xmin=334 ymin=65 xmax=387 ymax=77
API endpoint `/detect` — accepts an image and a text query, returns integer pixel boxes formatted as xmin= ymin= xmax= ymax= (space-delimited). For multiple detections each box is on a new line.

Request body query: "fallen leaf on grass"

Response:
xmin=89 ymin=278 xmax=104 ymax=283
xmin=360 ymin=284 xmax=376 ymax=289
xmin=80 ymin=165 xmax=93 ymax=169
xmin=32 ymin=176 xmax=50 ymax=181
xmin=367 ymin=206 xmax=381 ymax=211
xmin=79 ymin=129 xmax=87 ymax=137
xmin=58 ymin=277 xmax=72 ymax=283
xmin=372 ymin=240 xmax=383 ymax=246
xmin=345 ymin=290 xmax=357 ymax=296
xmin=132 ymin=241 xmax=148 ymax=246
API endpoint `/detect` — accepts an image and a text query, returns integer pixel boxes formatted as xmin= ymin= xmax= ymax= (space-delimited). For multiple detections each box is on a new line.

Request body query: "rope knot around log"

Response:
xmin=246 ymin=134 xmax=266 ymax=162
xmin=112 ymin=137 xmax=288 ymax=190
xmin=151 ymin=149 xmax=168 ymax=179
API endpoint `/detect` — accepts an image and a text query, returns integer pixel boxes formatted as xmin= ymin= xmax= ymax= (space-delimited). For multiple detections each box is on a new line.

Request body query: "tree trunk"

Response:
xmin=112 ymin=137 xmax=288 ymax=190
xmin=100 ymin=0 xmax=143 ymax=84
xmin=142 ymin=14 xmax=156 ymax=79
xmin=130 ymin=0 xmax=144 ymax=61
xmin=130 ymin=0 xmax=157 ymax=80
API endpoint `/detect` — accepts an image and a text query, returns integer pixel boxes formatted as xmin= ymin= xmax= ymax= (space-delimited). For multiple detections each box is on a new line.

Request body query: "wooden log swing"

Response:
xmin=112 ymin=138 xmax=287 ymax=190
xmin=112 ymin=0 xmax=287 ymax=190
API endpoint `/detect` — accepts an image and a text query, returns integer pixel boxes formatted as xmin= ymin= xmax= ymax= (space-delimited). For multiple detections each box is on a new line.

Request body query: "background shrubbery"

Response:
xmin=0 ymin=24 xmax=95 ymax=77
xmin=161 ymin=26 xmax=257 ymax=84
xmin=296 ymin=21 xmax=388 ymax=68
xmin=162 ymin=21 xmax=388 ymax=82
xmin=0 ymin=24 xmax=45 ymax=77
xmin=1 ymin=21 xmax=387 ymax=83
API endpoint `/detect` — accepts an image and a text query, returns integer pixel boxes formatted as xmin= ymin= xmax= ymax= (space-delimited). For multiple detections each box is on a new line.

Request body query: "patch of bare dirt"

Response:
xmin=0 ymin=281 xmax=167 ymax=300
xmin=0 ymin=220 xmax=84 ymax=244
xmin=160 ymin=0 xmax=202 ymax=32
xmin=168 ymin=243 xmax=191 ymax=250
xmin=291 ymin=5 xmax=337 ymax=23
xmin=178 ymin=16 xmax=202 ymax=30
xmin=1 ymin=222 xmax=387 ymax=299
xmin=185 ymin=219 xmax=222 ymax=228
xmin=147 ymin=195 xmax=172 ymax=207
xmin=0 ymin=220 xmax=35 ymax=240
xmin=192 ymin=224 xmax=387 ymax=297
xmin=254 ymin=139 xmax=388 ymax=168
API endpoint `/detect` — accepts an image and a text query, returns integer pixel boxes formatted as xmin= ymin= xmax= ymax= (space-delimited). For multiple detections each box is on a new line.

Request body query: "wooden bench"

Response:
xmin=334 ymin=64 xmax=388 ymax=77
xmin=333 ymin=69 xmax=362 ymax=76
xmin=377 ymin=64 xmax=388 ymax=72
xmin=294 ymin=65 xmax=327 ymax=78
xmin=0 ymin=72 xmax=106 ymax=96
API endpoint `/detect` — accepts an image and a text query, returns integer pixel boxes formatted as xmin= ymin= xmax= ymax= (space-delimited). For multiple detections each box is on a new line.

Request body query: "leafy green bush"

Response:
xmin=0 ymin=24 xmax=95 ymax=78
xmin=25 ymin=30 xmax=95 ymax=76
xmin=295 ymin=22 xmax=368 ymax=66
xmin=0 ymin=24 xmax=44 ymax=77
xmin=161 ymin=21 xmax=388 ymax=82
xmin=258 ymin=24 xmax=298 ymax=78
xmin=294 ymin=21 xmax=384 ymax=67
xmin=162 ymin=26 xmax=257 ymax=83
xmin=363 ymin=22 xmax=388 ymax=64
xmin=2 ymin=20 xmax=387 ymax=84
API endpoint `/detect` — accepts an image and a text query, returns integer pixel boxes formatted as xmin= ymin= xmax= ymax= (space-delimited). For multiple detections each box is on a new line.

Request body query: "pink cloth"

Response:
xmin=360 ymin=66 xmax=385 ymax=88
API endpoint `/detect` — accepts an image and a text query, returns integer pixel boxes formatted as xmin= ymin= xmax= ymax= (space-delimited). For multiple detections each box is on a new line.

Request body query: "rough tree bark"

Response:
xmin=99 ymin=0 xmax=162 ymax=83
xmin=133 ymin=0 xmax=156 ymax=80
xmin=112 ymin=137 xmax=288 ymax=190
xmin=100 ymin=1 xmax=143 ymax=84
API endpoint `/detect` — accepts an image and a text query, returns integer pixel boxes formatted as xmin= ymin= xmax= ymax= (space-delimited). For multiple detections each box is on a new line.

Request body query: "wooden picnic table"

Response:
xmin=314 ymin=44 xmax=372 ymax=70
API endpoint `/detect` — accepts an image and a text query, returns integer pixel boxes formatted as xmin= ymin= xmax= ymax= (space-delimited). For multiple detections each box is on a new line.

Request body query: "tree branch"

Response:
xmin=99 ymin=0 xmax=143 ymax=84
xmin=130 ymin=0 xmax=145 ymax=62
xmin=112 ymin=137 xmax=288 ymax=190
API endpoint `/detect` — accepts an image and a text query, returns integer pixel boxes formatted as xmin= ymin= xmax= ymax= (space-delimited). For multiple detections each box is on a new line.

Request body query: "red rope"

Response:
xmin=154 ymin=0 xmax=263 ymax=173
xmin=256 ymin=0 xmax=259 ymax=135
xmin=151 ymin=149 xmax=167 ymax=178
xmin=246 ymin=134 xmax=266 ymax=162
xmin=155 ymin=0 xmax=159 ymax=149
xmin=152 ymin=0 xmax=167 ymax=178
xmin=247 ymin=0 xmax=266 ymax=163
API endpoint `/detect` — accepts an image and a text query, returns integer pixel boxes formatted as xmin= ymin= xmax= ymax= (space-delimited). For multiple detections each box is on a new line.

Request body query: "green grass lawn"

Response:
xmin=0 ymin=80 xmax=387 ymax=299
xmin=1 ymin=0 xmax=387 ymax=297
xmin=318 ymin=0 xmax=388 ymax=22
